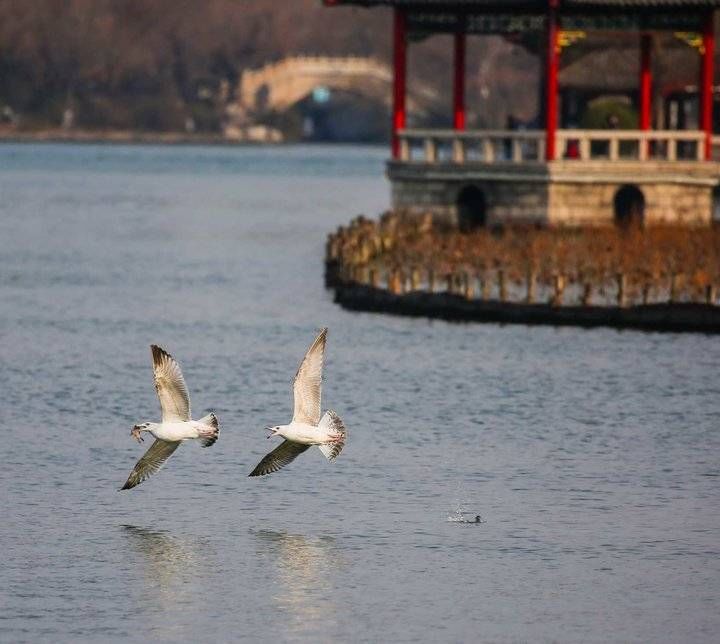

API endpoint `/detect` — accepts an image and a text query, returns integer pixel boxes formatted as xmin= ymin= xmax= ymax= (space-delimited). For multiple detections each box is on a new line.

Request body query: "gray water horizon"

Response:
xmin=1 ymin=142 xmax=719 ymax=643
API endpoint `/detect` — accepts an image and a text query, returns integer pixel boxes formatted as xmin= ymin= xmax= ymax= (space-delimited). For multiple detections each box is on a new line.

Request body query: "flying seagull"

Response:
xmin=249 ymin=327 xmax=346 ymax=477
xmin=120 ymin=345 xmax=219 ymax=490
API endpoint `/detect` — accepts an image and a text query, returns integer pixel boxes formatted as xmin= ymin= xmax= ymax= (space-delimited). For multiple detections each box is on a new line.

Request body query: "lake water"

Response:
xmin=1 ymin=143 xmax=719 ymax=643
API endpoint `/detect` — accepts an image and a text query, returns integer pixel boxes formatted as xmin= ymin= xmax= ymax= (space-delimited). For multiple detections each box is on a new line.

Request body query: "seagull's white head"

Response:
xmin=266 ymin=425 xmax=281 ymax=439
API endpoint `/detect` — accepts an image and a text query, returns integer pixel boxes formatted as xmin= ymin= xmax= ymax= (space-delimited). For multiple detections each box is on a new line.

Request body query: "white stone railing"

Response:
xmin=557 ymin=129 xmax=705 ymax=162
xmin=398 ymin=129 xmax=546 ymax=163
xmin=397 ymin=128 xmax=709 ymax=164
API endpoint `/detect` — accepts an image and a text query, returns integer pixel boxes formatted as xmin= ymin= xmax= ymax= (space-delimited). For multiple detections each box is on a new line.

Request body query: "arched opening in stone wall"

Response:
xmin=287 ymin=89 xmax=388 ymax=142
xmin=254 ymin=84 xmax=270 ymax=111
xmin=712 ymin=184 xmax=720 ymax=223
xmin=457 ymin=185 xmax=486 ymax=231
xmin=613 ymin=184 xmax=645 ymax=228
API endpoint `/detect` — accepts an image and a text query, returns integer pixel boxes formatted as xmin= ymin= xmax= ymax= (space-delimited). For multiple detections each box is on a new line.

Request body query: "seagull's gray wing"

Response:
xmin=291 ymin=328 xmax=327 ymax=425
xmin=120 ymin=439 xmax=181 ymax=490
xmin=248 ymin=440 xmax=310 ymax=477
xmin=151 ymin=345 xmax=191 ymax=423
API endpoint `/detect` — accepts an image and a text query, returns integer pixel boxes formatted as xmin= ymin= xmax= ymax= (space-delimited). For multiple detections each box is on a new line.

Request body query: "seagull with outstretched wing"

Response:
xmin=120 ymin=345 xmax=219 ymax=490
xmin=249 ymin=328 xmax=347 ymax=477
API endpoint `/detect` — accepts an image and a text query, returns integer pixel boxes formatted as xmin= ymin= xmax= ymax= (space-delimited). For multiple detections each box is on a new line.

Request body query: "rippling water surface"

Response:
xmin=1 ymin=143 xmax=719 ymax=643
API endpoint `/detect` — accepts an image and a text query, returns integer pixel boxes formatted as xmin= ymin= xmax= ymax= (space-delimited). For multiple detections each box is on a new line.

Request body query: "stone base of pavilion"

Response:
xmin=388 ymin=158 xmax=720 ymax=228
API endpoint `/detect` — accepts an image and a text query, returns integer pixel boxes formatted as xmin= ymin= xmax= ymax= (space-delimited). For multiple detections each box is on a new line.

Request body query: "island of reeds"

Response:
xmin=325 ymin=212 xmax=720 ymax=334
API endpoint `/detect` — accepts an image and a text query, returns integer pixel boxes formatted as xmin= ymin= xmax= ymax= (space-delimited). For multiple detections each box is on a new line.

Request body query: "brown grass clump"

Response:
xmin=327 ymin=211 xmax=720 ymax=306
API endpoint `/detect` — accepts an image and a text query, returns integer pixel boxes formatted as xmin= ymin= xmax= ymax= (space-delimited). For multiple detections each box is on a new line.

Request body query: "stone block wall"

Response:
xmin=642 ymin=183 xmax=712 ymax=225
xmin=388 ymin=160 xmax=719 ymax=227
xmin=391 ymin=179 xmax=456 ymax=223
xmin=547 ymin=182 xmax=610 ymax=225
xmin=485 ymin=181 xmax=549 ymax=225
xmin=391 ymin=175 xmax=551 ymax=226
xmin=548 ymin=181 xmax=713 ymax=226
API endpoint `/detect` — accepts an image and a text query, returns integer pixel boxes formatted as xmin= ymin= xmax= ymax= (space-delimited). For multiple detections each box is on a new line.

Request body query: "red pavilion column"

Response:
xmin=453 ymin=32 xmax=466 ymax=130
xmin=639 ymin=34 xmax=652 ymax=130
xmin=639 ymin=33 xmax=652 ymax=159
xmin=700 ymin=11 xmax=715 ymax=160
xmin=545 ymin=0 xmax=560 ymax=161
xmin=392 ymin=8 xmax=407 ymax=159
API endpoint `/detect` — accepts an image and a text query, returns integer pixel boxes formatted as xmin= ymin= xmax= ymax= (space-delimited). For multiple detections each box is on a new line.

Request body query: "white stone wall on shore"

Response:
xmin=388 ymin=160 xmax=719 ymax=226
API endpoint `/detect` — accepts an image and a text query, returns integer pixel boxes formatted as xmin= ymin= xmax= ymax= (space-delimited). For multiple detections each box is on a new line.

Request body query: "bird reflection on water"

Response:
xmin=121 ymin=524 xmax=212 ymax=636
xmin=252 ymin=530 xmax=344 ymax=637
xmin=122 ymin=525 xmax=201 ymax=577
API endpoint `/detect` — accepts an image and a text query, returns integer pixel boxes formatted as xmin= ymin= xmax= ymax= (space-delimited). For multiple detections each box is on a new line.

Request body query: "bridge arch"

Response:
xmin=238 ymin=56 xmax=436 ymax=115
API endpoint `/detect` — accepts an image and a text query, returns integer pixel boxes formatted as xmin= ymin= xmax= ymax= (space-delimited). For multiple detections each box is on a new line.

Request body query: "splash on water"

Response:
xmin=447 ymin=505 xmax=484 ymax=524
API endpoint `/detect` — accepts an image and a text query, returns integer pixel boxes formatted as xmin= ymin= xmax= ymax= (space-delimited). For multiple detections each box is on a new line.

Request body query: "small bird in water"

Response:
xmin=120 ymin=345 xmax=219 ymax=490
xmin=249 ymin=327 xmax=346 ymax=477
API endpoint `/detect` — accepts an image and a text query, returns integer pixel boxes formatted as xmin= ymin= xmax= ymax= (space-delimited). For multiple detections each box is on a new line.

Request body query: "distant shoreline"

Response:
xmin=0 ymin=128 xmax=264 ymax=146
xmin=0 ymin=129 xmax=386 ymax=146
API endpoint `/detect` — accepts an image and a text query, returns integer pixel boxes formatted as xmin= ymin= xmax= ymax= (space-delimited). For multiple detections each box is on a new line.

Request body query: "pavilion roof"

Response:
xmin=326 ymin=1 xmax=720 ymax=7
xmin=560 ymin=46 xmax=700 ymax=92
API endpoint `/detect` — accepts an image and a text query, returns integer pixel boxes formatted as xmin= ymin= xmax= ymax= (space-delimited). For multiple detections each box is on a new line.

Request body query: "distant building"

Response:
xmin=326 ymin=0 xmax=720 ymax=227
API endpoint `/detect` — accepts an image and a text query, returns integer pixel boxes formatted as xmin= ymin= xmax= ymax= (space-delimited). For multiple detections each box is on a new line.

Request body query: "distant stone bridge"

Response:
xmin=238 ymin=56 xmax=437 ymax=113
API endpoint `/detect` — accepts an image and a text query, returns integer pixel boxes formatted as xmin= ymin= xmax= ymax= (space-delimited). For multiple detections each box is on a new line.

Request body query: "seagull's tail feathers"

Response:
xmin=317 ymin=410 xmax=346 ymax=461
xmin=197 ymin=412 xmax=219 ymax=448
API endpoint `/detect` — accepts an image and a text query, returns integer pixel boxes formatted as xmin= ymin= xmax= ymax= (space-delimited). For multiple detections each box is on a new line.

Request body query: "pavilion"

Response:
xmin=325 ymin=0 xmax=720 ymax=227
